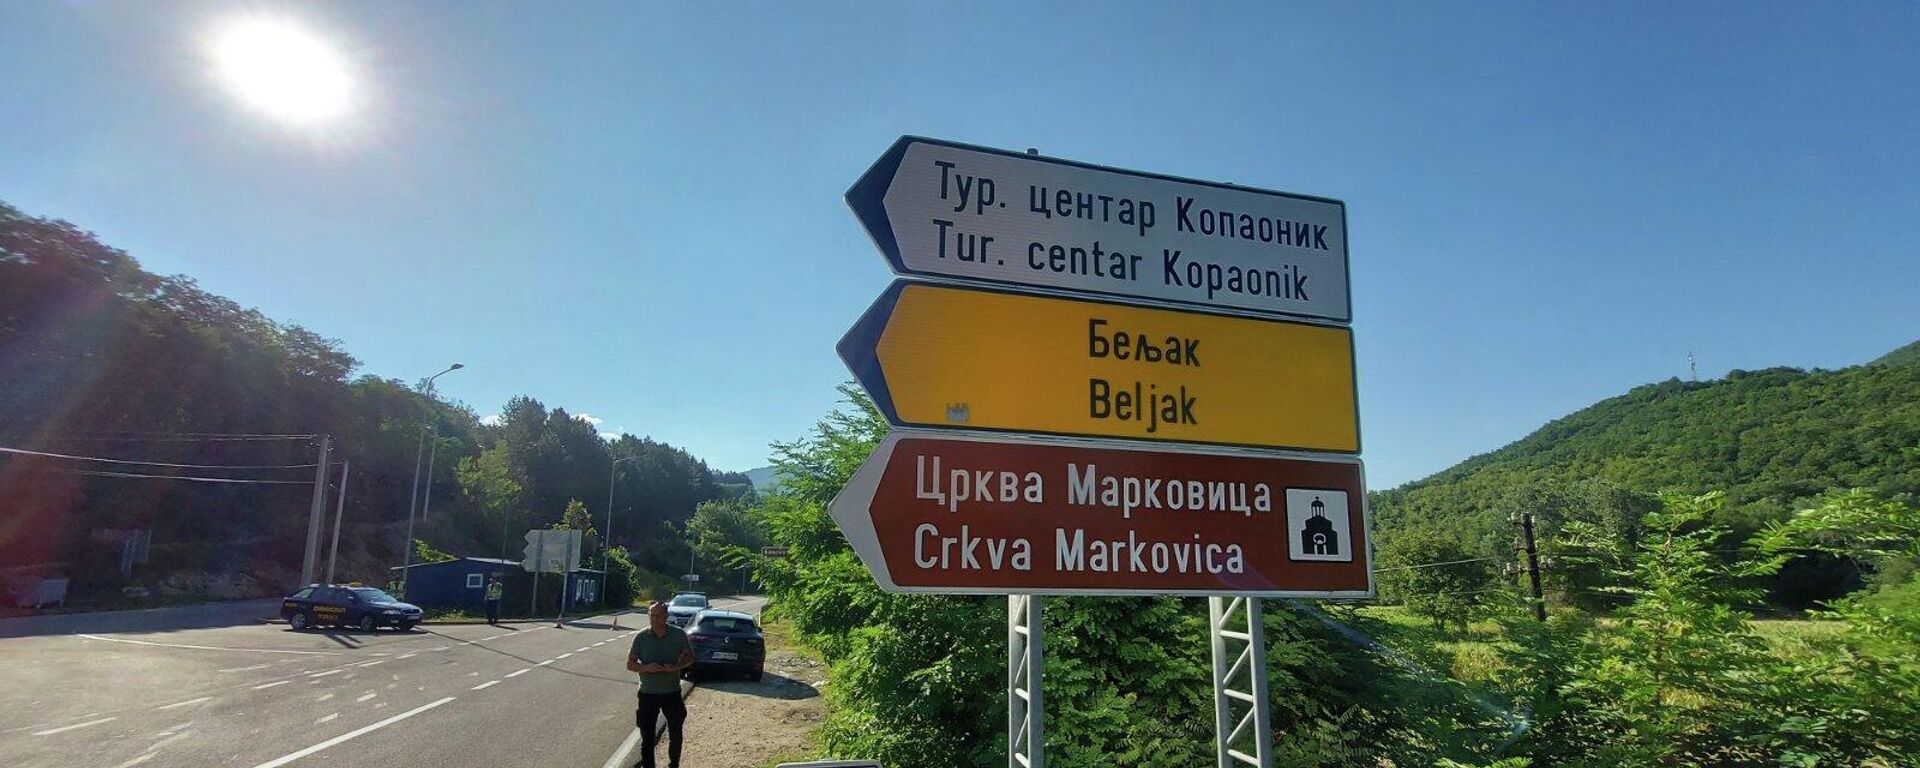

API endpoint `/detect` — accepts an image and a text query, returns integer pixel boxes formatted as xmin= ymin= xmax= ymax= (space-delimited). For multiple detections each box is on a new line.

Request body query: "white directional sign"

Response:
xmin=847 ymin=136 xmax=1350 ymax=322
xmin=521 ymin=529 xmax=581 ymax=574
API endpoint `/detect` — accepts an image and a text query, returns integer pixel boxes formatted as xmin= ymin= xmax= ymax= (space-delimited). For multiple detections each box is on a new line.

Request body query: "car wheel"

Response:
xmin=358 ymin=615 xmax=377 ymax=631
xmin=397 ymin=621 xmax=417 ymax=632
xmin=751 ymin=665 xmax=764 ymax=683
xmin=289 ymin=612 xmax=309 ymax=631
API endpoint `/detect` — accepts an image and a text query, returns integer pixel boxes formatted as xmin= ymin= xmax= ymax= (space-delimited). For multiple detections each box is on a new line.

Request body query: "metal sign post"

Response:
xmin=1008 ymin=594 xmax=1044 ymax=768
xmin=1209 ymin=597 xmax=1273 ymax=768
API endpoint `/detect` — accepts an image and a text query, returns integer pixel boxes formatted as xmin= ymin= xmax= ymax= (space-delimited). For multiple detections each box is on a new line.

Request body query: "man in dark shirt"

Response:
xmin=627 ymin=600 xmax=694 ymax=768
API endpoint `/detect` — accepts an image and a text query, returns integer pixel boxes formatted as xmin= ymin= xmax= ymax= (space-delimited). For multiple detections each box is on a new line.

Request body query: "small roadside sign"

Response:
xmin=760 ymin=547 xmax=789 ymax=558
xmin=848 ymin=136 xmax=1349 ymax=322
xmin=827 ymin=430 xmax=1371 ymax=597
xmin=521 ymin=529 xmax=580 ymax=574
xmin=839 ymin=281 xmax=1358 ymax=453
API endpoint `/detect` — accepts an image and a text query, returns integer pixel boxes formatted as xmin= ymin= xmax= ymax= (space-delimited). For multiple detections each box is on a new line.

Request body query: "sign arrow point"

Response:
xmin=845 ymin=136 xmax=912 ymax=270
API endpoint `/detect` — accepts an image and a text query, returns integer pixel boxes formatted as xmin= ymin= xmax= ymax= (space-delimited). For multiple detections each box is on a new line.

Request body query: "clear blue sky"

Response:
xmin=4 ymin=2 xmax=1915 ymax=485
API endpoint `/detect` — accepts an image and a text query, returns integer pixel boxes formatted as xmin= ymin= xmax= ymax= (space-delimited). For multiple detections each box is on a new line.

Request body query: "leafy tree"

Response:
xmin=1377 ymin=528 xmax=1499 ymax=632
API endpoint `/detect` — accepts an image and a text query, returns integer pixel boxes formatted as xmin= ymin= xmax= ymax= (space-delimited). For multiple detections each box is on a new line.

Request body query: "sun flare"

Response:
xmin=209 ymin=17 xmax=353 ymax=126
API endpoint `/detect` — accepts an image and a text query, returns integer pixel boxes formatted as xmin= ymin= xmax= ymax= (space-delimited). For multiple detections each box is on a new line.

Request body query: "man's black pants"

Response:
xmin=635 ymin=690 xmax=686 ymax=768
xmin=484 ymin=599 xmax=499 ymax=624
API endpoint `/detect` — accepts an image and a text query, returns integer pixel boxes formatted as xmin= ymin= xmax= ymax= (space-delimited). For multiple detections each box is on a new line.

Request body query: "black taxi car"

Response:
xmin=281 ymin=584 xmax=423 ymax=631
xmin=685 ymin=609 xmax=765 ymax=681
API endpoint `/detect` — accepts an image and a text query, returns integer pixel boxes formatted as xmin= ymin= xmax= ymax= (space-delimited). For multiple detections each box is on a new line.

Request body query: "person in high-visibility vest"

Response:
xmin=484 ymin=576 xmax=505 ymax=625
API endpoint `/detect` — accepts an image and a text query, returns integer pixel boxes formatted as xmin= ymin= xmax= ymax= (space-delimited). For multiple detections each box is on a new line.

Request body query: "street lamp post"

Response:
xmin=398 ymin=363 xmax=463 ymax=597
xmin=603 ymin=455 xmax=639 ymax=604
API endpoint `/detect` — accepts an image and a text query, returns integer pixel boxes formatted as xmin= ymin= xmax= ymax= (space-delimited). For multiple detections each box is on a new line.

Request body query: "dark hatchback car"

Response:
xmin=281 ymin=584 xmax=422 ymax=632
xmin=685 ymin=609 xmax=765 ymax=681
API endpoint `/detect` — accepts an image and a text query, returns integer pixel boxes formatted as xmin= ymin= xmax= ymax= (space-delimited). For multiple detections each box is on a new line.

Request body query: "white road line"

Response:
xmin=32 ymin=716 xmax=116 ymax=736
xmin=218 ymin=664 xmax=270 ymax=673
xmin=537 ymin=660 xmax=554 ymax=666
xmin=252 ymin=681 xmax=291 ymax=690
xmin=556 ymin=653 xmax=573 ymax=660
xmin=315 ymin=713 xmax=338 ymax=724
xmin=471 ymin=680 xmax=500 ymax=691
xmin=246 ymin=696 xmax=455 ymax=768
xmin=308 ymin=669 xmax=342 ymax=678
xmin=505 ymin=669 xmax=530 ymax=678
xmin=111 ymin=752 xmax=156 ymax=768
xmin=155 ymin=696 xmax=211 ymax=711
xmin=316 ymin=694 xmax=335 ymax=702
xmin=356 ymin=693 xmax=377 ymax=702
xmin=78 ymin=635 xmax=338 ymax=656
xmin=356 ymin=660 xmax=385 ymax=668
xmin=429 ymin=646 xmax=449 ymax=652
xmin=396 ymin=653 xmax=418 ymax=660
xmin=576 ymin=646 xmax=592 ymax=652
xmin=601 ymin=727 xmax=642 ymax=768
xmin=479 ymin=635 xmax=502 ymax=642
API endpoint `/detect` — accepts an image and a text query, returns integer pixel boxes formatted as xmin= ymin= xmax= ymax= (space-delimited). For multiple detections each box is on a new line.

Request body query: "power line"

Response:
xmin=28 ymin=434 xmax=318 ymax=443
xmin=32 ymin=467 xmax=313 ymax=485
xmin=1373 ymin=555 xmax=1502 ymax=573
xmin=0 ymin=445 xmax=319 ymax=470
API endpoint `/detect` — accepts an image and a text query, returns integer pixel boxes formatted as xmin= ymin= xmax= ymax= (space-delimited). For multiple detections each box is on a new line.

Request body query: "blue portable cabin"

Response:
xmin=387 ymin=557 xmax=527 ymax=612
xmin=388 ymin=557 xmax=605 ymax=614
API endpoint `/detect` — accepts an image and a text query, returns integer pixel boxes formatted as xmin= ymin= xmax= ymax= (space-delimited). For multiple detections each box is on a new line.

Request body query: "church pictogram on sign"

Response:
xmin=1285 ymin=488 xmax=1353 ymax=563
xmin=1299 ymin=496 xmax=1339 ymax=556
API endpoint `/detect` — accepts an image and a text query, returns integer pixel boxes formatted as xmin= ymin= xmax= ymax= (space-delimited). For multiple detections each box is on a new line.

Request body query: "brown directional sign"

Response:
xmin=828 ymin=430 xmax=1372 ymax=597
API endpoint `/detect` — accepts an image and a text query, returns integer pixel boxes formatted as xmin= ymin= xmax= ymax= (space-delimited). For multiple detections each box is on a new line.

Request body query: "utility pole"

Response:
xmin=604 ymin=456 xmax=637 ymax=604
xmin=399 ymin=363 xmax=461 ymax=597
xmin=326 ymin=461 xmax=350 ymax=583
xmin=1520 ymin=512 xmax=1546 ymax=623
xmin=300 ymin=435 xmax=332 ymax=586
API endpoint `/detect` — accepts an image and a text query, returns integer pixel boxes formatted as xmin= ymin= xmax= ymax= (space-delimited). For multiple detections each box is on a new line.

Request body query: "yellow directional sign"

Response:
xmin=838 ymin=281 xmax=1358 ymax=452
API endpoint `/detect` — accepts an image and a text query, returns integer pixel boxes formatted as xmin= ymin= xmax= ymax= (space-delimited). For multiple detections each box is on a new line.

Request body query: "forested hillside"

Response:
xmin=0 ymin=200 xmax=743 ymax=601
xmin=1371 ymin=351 xmax=1920 ymax=608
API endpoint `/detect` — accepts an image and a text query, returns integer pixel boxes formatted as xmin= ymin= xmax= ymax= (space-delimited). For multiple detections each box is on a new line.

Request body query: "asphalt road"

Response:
xmin=0 ymin=595 xmax=767 ymax=768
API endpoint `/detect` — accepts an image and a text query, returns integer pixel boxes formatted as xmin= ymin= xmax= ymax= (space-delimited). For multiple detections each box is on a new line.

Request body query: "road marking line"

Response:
xmin=252 ymin=681 xmax=290 ymax=690
xmin=315 ymin=713 xmax=338 ymax=724
xmin=538 ymin=659 xmax=554 ymax=666
xmin=356 ymin=660 xmax=385 ymax=668
xmin=246 ymin=696 xmax=454 ymax=768
xmin=308 ymin=670 xmax=342 ymax=678
xmin=218 ymin=664 xmax=270 ymax=673
xmin=356 ymin=693 xmax=377 ymax=702
xmin=505 ymin=669 xmax=530 ymax=678
xmin=471 ymin=680 xmax=500 ymax=691
xmin=429 ymin=646 xmax=449 ymax=651
xmin=316 ymin=694 xmax=335 ymax=702
xmin=32 ymin=716 xmax=116 ymax=736
xmin=155 ymin=696 xmax=211 ymax=711
xmin=601 ymin=727 xmax=642 ymax=768
xmin=576 ymin=646 xmax=592 ymax=652
xmin=479 ymin=635 xmax=502 ymax=641
xmin=557 ymin=653 xmax=573 ymax=660
xmin=112 ymin=752 xmax=156 ymax=768
xmin=77 ymin=635 xmax=338 ymax=656
xmin=396 ymin=653 xmax=418 ymax=660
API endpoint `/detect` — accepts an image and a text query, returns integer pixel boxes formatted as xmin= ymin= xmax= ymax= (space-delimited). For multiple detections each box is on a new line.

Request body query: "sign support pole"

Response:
xmin=1008 ymin=594 xmax=1044 ymax=768
xmin=1209 ymin=596 xmax=1273 ymax=768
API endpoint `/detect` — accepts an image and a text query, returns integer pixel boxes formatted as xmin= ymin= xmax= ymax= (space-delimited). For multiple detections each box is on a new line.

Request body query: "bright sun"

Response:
xmin=210 ymin=17 xmax=353 ymax=125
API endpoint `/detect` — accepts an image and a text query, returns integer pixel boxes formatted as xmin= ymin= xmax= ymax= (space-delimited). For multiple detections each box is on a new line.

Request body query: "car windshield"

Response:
xmin=671 ymin=595 xmax=707 ymax=608
xmin=697 ymin=617 xmax=755 ymax=634
xmin=350 ymin=588 xmax=397 ymax=603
